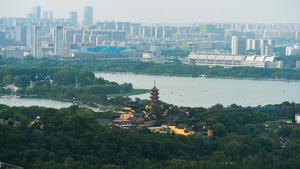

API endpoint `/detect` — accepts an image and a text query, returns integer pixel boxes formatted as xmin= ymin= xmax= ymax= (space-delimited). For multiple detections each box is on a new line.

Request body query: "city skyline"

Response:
xmin=1 ymin=0 xmax=300 ymax=24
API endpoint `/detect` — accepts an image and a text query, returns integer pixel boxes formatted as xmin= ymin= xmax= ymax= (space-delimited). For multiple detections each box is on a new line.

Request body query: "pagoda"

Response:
xmin=150 ymin=80 xmax=159 ymax=104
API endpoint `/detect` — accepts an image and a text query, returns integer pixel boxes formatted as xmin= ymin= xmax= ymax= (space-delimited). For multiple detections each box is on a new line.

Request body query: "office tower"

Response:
xmin=0 ymin=31 xmax=6 ymax=46
xmin=32 ymin=6 xmax=41 ymax=19
xmin=32 ymin=26 xmax=42 ymax=57
xmin=231 ymin=36 xmax=247 ymax=55
xmin=69 ymin=11 xmax=78 ymax=26
xmin=16 ymin=26 xmax=27 ymax=45
xmin=84 ymin=6 xmax=93 ymax=26
xmin=54 ymin=26 xmax=64 ymax=56
xmin=43 ymin=11 xmax=53 ymax=20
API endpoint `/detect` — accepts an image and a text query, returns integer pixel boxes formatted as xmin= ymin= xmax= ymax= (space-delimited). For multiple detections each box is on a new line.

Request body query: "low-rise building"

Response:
xmin=111 ymin=119 xmax=135 ymax=129
xmin=295 ymin=114 xmax=300 ymax=124
xmin=161 ymin=125 xmax=195 ymax=136
xmin=286 ymin=45 xmax=300 ymax=56
xmin=186 ymin=52 xmax=282 ymax=68
xmin=296 ymin=61 xmax=300 ymax=69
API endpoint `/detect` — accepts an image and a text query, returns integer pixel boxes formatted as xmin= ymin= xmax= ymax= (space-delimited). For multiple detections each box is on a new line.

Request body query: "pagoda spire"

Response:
xmin=150 ymin=80 xmax=159 ymax=104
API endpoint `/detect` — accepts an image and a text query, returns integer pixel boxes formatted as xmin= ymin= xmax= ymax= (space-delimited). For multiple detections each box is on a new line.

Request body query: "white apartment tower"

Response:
xmin=231 ymin=36 xmax=247 ymax=55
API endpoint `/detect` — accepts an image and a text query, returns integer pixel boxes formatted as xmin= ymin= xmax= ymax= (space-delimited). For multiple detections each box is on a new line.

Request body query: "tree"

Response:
xmin=14 ymin=75 xmax=30 ymax=88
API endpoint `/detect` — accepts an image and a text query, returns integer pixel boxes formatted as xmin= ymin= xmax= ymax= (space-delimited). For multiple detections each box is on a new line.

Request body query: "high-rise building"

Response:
xmin=89 ymin=35 xmax=97 ymax=46
xmin=246 ymin=39 xmax=256 ymax=50
xmin=69 ymin=11 xmax=78 ymax=26
xmin=64 ymin=29 xmax=74 ymax=43
xmin=130 ymin=23 xmax=141 ymax=36
xmin=16 ymin=26 xmax=27 ymax=45
xmin=43 ymin=11 xmax=53 ymax=20
xmin=260 ymin=39 xmax=273 ymax=56
xmin=54 ymin=26 xmax=64 ymax=56
xmin=82 ymin=34 xmax=90 ymax=44
xmin=84 ymin=6 xmax=93 ymax=26
xmin=155 ymin=26 xmax=164 ymax=39
xmin=247 ymin=39 xmax=264 ymax=53
xmin=73 ymin=34 xmax=83 ymax=44
xmin=231 ymin=36 xmax=238 ymax=55
xmin=26 ymin=26 xmax=32 ymax=46
xmin=0 ymin=31 xmax=6 ymax=46
xmin=231 ymin=36 xmax=247 ymax=55
xmin=32 ymin=6 xmax=41 ymax=19
xmin=263 ymin=44 xmax=273 ymax=56
xmin=32 ymin=26 xmax=42 ymax=57
xmin=117 ymin=22 xmax=124 ymax=31
xmin=142 ymin=26 xmax=152 ymax=38
xmin=123 ymin=22 xmax=131 ymax=33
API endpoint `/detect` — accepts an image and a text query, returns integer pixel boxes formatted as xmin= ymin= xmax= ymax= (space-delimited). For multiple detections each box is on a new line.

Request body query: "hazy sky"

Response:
xmin=1 ymin=0 xmax=300 ymax=24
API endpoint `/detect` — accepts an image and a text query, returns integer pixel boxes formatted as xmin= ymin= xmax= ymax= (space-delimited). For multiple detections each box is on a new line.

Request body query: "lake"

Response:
xmin=0 ymin=96 xmax=102 ymax=112
xmin=0 ymin=97 xmax=73 ymax=109
xmin=95 ymin=72 xmax=300 ymax=108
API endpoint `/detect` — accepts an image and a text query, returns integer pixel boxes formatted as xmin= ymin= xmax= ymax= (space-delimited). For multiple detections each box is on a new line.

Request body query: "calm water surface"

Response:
xmin=95 ymin=72 xmax=300 ymax=107
xmin=1 ymin=73 xmax=299 ymax=108
xmin=0 ymin=97 xmax=72 ymax=109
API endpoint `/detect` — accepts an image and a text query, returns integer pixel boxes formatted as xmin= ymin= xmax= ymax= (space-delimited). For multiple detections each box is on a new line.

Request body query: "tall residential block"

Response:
xmin=231 ymin=36 xmax=247 ymax=55
xmin=16 ymin=26 xmax=27 ymax=45
xmin=54 ymin=26 xmax=64 ymax=56
xmin=32 ymin=26 xmax=42 ymax=57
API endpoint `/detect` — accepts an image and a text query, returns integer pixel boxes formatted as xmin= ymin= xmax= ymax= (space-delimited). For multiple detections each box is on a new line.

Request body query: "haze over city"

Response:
xmin=1 ymin=0 xmax=300 ymax=168
xmin=1 ymin=0 xmax=300 ymax=23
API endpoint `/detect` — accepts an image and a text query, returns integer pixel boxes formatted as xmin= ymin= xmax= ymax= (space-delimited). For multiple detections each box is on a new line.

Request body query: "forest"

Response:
xmin=0 ymin=67 xmax=145 ymax=106
xmin=0 ymin=102 xmax=300 ymax=169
